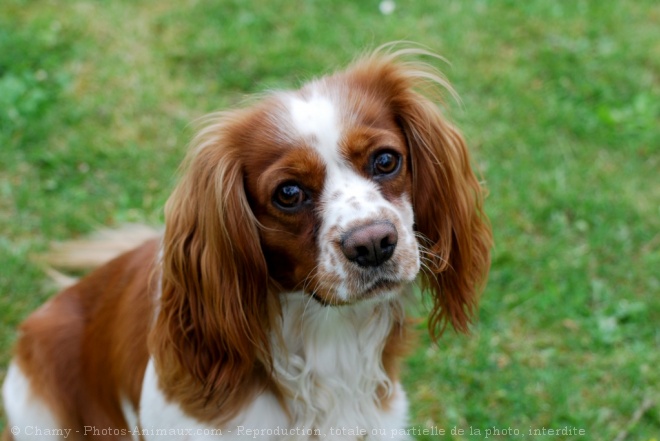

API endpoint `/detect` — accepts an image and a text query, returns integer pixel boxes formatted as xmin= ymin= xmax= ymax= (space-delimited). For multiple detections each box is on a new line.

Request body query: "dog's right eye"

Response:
xmin=371 ymin=150 xmax=402 ymax=179
xmin=273 ymin=183 xmax=307 ymax=211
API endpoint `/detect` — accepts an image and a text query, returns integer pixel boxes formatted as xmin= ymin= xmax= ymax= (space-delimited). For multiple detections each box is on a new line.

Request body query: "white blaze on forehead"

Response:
xmin=287 ymin=92 xmax=341 ymax=165
xmin=287 ymin=91 xmax=375 ymax=199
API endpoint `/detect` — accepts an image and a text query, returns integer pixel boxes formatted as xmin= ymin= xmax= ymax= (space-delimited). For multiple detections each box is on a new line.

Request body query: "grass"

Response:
xmin=1 ymin=0 xmax=659 ymax=439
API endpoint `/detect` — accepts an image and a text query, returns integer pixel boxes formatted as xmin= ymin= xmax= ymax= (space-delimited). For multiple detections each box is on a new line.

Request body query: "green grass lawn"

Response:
xmin=1 ymin=1 xmax=659 ymax=439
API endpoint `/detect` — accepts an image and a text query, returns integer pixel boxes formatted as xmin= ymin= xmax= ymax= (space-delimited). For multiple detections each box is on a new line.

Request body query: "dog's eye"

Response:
xmin=273 ymin=183 xmax=307 ymax=211
xmin=372 ymin=151 xmax=401 ymax=177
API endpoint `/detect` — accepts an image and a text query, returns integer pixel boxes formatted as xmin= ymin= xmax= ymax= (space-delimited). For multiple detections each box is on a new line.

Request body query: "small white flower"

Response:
xmin=379 ymin=0 xmax=396 ymax=15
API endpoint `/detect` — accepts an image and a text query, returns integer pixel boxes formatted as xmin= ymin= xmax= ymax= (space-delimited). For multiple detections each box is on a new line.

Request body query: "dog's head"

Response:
xmin=153 ymin=47 xmax=492 ymax=407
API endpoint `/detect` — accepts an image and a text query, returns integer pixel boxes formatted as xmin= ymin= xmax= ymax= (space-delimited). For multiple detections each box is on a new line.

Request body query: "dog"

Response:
xmin=2 ymin=47 xmax=492 ymax=440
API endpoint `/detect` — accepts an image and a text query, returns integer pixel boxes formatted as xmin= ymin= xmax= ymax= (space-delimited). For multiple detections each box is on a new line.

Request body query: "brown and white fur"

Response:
xmin=2 ymin=47 xmax=492 ymax=440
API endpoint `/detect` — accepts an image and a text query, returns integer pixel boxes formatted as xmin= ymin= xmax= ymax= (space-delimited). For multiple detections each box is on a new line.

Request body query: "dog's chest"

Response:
xmin=138 ymin=297 xmax=410 ymax=441
xmin=268 ymin=296 xmax=408 ymax=440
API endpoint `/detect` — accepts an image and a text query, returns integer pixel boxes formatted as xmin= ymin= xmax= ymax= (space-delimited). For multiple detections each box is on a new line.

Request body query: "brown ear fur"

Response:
xmin=348 ymin=49 xmax=492 ymax=336
xmin=149 ymin=113 xmax=272 ymax=420
xmin=403 ymin=95 xmax=492 ymax=336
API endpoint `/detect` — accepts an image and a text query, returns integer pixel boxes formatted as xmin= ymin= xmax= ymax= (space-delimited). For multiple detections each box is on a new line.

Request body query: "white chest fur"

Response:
xmin=138 ymin=294 xmax=409 ymax=441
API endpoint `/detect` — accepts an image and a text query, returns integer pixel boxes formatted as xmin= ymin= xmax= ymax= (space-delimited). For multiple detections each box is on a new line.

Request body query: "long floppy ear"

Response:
xmin=353 ymin=49 xmax=492 ymax=336
xmin=402 ymin=92 xmax=492 ymax=336
xmin=149 ymin=114 xmax=271 ymax=417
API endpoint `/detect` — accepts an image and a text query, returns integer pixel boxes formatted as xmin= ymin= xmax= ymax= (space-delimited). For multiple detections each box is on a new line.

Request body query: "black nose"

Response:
xmin=340 ymin=221 xmax=398 ymax=267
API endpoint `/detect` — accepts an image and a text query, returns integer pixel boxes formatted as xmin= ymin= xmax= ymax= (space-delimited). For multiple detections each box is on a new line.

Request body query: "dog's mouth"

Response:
xmin=360 ymin=278 xmax=401 ymax=299
xmin=309 ymin=277 xmax=403 ymax=306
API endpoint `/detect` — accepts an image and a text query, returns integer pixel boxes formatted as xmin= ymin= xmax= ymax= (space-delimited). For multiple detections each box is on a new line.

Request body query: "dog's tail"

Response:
xmin=40 ymin=223 xmax=161 ymax=289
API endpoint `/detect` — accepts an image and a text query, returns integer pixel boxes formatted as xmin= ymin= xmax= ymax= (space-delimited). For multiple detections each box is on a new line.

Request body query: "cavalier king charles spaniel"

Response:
xmin=2 ymin=47 xmax=491 ymax=440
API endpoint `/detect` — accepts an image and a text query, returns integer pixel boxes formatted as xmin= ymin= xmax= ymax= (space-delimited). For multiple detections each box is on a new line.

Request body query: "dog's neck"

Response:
xmin=271 ymin=292 xmax=406 ymax=434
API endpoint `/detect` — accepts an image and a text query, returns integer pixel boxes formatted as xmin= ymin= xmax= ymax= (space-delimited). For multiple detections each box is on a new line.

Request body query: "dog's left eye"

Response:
xmin=372 ymin=151 xmax=401 ymax=177
xmin=273 ymin=182 xmax=307 ymax=212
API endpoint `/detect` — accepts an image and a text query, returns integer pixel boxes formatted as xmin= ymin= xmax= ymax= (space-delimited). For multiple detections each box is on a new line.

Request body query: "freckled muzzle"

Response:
xmin=313 ymin=197 xmax=420 ymax=304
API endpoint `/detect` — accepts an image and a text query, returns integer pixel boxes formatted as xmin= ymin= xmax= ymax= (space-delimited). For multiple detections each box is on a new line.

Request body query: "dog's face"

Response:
xmin=160 ymin=52 xmax=492 ymax=382
xmin=156 ymin=51 xmax=492 ymax=409
xmin=240 ymin=83 xmax=420 ymax=305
